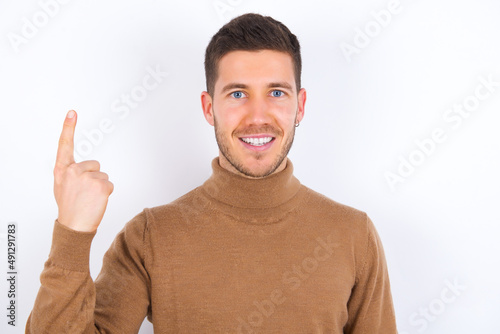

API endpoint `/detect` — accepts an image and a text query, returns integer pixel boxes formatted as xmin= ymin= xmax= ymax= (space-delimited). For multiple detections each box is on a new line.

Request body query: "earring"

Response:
xmin=295 ymin=122 xmax=300 ymax=127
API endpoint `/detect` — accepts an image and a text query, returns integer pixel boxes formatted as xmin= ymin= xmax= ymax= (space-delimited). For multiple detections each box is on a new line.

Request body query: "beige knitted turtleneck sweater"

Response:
xmin=26 ymin=157 xmax=397 ymax=333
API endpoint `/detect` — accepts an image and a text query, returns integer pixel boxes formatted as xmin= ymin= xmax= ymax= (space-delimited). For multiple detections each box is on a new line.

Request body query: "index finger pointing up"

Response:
xmin=55 ymin=110 xmax=77 ymax=167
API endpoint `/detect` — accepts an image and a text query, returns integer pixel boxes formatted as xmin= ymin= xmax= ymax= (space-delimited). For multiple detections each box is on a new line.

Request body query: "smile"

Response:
xmin=239 ymin=137 xmax=274 ymax=146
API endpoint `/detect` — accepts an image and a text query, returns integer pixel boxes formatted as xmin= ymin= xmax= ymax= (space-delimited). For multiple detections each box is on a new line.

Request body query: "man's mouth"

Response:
xmin=239 ymin=136 xmax=274 ymax=146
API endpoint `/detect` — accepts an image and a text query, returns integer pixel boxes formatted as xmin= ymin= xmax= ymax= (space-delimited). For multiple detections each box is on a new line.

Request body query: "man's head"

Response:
xmin=201 ymin=14 xmax=306 ymax=179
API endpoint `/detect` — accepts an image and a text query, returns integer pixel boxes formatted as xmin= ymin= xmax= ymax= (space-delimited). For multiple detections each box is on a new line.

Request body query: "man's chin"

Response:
xmin=239 ymin=167 xmax=274 ymax=179
xmin=232 ymin=157 xmax=284 ymax=179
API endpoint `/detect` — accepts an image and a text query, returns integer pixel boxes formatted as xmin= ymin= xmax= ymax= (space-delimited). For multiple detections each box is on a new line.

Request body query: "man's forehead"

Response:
xmin=215 ymin=50 xmax=296 ymax=92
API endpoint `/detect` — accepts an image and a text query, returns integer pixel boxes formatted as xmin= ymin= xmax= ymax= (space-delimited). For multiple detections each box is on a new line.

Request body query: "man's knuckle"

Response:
xmin=67 ymin=163 xmax=79 ymax=174
xmin=107 ymin=181 xmax=114 ymax=193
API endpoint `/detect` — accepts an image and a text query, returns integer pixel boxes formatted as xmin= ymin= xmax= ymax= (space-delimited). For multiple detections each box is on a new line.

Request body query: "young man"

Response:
xmin=27 ymin=13 xmax=397 ymax=333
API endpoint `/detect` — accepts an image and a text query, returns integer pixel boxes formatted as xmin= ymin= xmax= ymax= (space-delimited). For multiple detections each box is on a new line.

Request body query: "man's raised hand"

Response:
xmin=53 ymin=110 xmax=114 ymax=232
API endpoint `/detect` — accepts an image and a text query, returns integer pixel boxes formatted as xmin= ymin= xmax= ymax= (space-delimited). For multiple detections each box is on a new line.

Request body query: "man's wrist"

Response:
xmin=47 ymin=219 xmax=97 ymax=271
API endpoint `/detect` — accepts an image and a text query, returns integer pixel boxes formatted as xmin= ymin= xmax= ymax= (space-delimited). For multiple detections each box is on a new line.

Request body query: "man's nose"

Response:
xmin=245 ymin=96 xmax=272 ymax=125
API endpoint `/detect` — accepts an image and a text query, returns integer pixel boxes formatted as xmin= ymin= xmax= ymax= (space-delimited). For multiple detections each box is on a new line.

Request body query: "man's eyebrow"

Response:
xmin=267 ymin=82 xmax=293 ymax=91
xmin=220 ymin=83 xmax=249 ymax=94
xmin=220 ymin=82 xmax=294 ymax=94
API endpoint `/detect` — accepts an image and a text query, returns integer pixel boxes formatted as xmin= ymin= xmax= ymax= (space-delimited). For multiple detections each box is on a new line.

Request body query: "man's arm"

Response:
xmin=344 ymin=214 xmax=398 ymax=333
xmin=26 ymin=214 xmax=151 ymax=333
xmin=26 ymin=111 xmax=149 ymax=333
xmin=26 ymin=220 xmax=97 ymax=333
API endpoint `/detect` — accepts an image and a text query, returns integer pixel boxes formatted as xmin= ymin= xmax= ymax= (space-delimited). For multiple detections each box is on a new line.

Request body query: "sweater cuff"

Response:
xmin=47 ymin=220 xmax=97 ymax=271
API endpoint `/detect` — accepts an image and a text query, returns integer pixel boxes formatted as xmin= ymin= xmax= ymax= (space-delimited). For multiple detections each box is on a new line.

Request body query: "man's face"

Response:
xmin=201 ymin=50 xmax=306 ymax=178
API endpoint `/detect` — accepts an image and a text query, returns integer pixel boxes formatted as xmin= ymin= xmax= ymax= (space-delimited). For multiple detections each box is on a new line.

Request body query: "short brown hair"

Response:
xmin=204 ymin=13 xmax=302 ymax=96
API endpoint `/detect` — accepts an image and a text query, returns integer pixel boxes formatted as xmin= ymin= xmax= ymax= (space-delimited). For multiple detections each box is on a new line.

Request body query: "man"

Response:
xmin=27 ymin=13 xmax=397 ymax=333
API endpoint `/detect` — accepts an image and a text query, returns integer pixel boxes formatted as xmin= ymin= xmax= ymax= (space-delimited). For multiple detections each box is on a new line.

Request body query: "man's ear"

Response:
xmin=201 ymin=91 xmax=214 ymax=126
xmin=296 ymin=88 xmax=306 ymax=124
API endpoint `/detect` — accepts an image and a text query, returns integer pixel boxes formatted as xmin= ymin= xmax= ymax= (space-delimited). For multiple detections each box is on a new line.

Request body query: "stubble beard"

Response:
xmin=213 ymin=113 xmax=296 ymax=178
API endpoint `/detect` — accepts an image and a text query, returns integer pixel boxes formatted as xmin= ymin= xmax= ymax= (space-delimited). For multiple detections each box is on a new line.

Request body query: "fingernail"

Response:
xmin=67 ymin=110 xmax=75 ymax=119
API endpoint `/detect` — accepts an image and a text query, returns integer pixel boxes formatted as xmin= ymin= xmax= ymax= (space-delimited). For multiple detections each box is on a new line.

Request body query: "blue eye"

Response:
xmin=271 ymin=90 xmax=284 ymax=97
xmin=231 ymin=91 xmax=244 ymax=99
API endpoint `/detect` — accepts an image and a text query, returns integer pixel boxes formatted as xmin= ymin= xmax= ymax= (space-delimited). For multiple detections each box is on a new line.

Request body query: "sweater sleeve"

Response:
xmin=344 ymin=214 xmax=397 ymax=334
xmin=26 ymin=212 xmax=151 ymax=333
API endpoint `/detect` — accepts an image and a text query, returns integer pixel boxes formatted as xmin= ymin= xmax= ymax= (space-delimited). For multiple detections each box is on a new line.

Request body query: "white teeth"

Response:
xmin=241 ymin=137 xmax=273 ymax=146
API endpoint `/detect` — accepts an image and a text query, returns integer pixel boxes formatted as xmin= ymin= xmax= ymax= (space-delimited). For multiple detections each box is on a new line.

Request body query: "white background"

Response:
xmin=1 ymin=0 xmax=499 ymax=333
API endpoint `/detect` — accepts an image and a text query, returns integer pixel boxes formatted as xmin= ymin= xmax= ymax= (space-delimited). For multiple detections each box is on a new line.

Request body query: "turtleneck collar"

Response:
xmin=199 ymin=157 xmax=302 ymax=224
